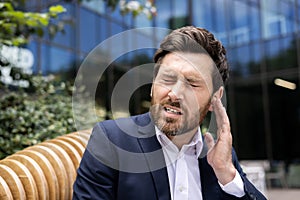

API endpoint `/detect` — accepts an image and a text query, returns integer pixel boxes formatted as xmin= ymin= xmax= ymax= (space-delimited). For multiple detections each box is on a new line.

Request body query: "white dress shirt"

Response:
xmin=155 ymin=127 xmax=245 ymax=199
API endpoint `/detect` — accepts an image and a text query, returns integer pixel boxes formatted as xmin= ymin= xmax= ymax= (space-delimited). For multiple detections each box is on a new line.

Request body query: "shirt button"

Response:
xmin=178 ymin=186 xmax=186 ymax=192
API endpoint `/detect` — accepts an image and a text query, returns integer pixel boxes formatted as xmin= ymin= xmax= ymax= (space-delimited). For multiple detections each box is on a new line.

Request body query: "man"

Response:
xmin=73 ymin=26 xmax=266 ymax=200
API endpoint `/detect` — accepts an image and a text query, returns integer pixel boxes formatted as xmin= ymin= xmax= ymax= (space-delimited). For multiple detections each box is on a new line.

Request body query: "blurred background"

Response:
xmin=1 ymin=0 xmax=300 ymax=197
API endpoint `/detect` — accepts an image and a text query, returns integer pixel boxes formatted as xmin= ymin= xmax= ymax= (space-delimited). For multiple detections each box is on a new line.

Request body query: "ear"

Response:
xmin=150 ymin=78 xmax=157 ymax=97
xmin=208 ymin=86 xmax=224 ymax=111
xmin=150 ymin=85 xmax=153 ymax=97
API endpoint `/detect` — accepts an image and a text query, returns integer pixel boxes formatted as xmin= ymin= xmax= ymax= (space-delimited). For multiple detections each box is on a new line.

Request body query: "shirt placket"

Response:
xmin=174 ymin=153 xmax=188 ymax=200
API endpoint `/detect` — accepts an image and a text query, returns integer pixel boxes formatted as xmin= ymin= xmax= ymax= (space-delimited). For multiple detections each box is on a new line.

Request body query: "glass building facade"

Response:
xmin=22 ymin=0 xmax=300 ymax=163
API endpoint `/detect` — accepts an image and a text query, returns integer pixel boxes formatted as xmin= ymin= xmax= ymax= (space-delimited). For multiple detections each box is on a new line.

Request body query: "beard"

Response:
xmin=150 ymin=98 xmax=210 ymax=136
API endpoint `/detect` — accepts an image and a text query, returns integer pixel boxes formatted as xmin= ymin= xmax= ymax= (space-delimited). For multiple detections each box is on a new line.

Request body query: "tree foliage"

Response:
xmin=0 ymin=75 xmax=76 ymax=159
xmin=0 ymin=1 xmax=71 ymax=159
xmin=0 ymin=0 xmax=156 ymax=159
xmin=104 ymin=0 xmax=156 ymax=19
xmin=0 ymin=1 xmax=66 ymax=46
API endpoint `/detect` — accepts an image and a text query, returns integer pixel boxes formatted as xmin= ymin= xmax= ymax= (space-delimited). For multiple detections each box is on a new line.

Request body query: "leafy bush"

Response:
xmin=0 ymin=75 xmax=76 ymax=159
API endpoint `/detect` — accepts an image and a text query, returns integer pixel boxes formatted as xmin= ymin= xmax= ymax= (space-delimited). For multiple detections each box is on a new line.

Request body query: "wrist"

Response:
xmin=215 ymin=164 xmax=236 ymax=185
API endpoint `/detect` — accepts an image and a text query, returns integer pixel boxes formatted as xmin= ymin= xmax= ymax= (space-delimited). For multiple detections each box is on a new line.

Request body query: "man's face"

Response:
xmin=150 ymin=52 xmax=214 ymax=136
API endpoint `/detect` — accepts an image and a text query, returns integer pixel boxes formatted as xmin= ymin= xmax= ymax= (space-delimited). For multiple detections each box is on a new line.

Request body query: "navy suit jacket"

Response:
xmin=73 ymin=113 xmax=266 ymax=200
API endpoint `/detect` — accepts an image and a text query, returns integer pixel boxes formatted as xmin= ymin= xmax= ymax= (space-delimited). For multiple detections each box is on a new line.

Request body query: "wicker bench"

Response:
xmin=0 ymin=130 xmax=91 ymax=200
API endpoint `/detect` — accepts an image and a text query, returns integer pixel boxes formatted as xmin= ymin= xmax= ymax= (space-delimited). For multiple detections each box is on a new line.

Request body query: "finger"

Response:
xmin=204 ymin=132 xmax=215 ymax=150
xmin=211 ymin=97 xmax=230 ymax=130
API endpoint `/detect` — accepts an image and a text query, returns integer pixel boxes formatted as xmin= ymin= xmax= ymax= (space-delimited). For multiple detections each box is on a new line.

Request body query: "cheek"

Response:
xmin=194 ymin=91 xmax=211 ymax=110
xmin=152 ymin=85 xmax=169 ymax=100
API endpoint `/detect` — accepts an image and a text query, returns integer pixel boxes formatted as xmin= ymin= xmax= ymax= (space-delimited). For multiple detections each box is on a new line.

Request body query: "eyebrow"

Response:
xmin=185 ymin=73 xmax=204 ymax=82
xmin=159 ymin=68 xmax=176 ymax=77
xmin=159 ymin=65 xmax=207 ymax=83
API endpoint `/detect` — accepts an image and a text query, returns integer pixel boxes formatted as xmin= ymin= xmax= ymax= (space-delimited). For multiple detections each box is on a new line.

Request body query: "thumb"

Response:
xmin=204 ymin=132 xmax=215 ymax=150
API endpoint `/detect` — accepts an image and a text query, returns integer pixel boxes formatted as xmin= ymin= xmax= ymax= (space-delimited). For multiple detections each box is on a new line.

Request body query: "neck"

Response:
xmin=167 ymin=128 xmax=198 ymax=150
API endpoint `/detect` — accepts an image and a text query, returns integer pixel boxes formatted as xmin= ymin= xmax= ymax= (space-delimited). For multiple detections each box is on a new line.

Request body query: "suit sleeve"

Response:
xmin=72 ymin=123 xmax=119 ymax=200
xmin=232 ymin=149 xmax=267 ymax=200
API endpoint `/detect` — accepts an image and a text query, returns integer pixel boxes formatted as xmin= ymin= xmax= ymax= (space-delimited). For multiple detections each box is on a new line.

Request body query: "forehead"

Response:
xmin=160 ymin=52 xmax=215 ymax=78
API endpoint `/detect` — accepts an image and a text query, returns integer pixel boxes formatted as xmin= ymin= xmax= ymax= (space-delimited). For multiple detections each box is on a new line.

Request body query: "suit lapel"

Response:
xmin=136 ymin=113 xmax=224 ymax=200
xmin=199 ymin=157 xmax=222 ymax=200
xmin=137 ymin=114 xmax=171 ymax=200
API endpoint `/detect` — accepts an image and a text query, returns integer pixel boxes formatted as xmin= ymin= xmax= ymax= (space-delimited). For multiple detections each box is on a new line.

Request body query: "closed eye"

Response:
xmin=163 ymin=78 xmax=175 ymax=82
xmin=190 ymin=83 xmax=200 ymax=87
xmin=186 ymin=79 xmax=202 ymax=88
xmin=160 ymin=74 xmax=177 ymax=83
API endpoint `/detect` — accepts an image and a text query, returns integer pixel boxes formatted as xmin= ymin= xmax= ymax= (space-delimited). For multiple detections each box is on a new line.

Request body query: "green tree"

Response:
xmin=0 ymin=75 xmax=78 ymax=159
xmin=0 ymin=1 xmax=66 ymax=46
xmin=0 ymin=1 xmax=70 ymax=159
xmin=0 ymin=0 xmax=157 ymax=159
xmin=108 ymin=0 xmax=157 ymax=19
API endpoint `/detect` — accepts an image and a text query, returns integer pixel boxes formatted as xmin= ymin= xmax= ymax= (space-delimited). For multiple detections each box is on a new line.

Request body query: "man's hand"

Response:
xmin=204 ymin=96 xmax=236 ymax=185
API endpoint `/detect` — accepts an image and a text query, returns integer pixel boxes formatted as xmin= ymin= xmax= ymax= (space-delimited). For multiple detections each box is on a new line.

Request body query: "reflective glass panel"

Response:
xmin=155 ymin=0 xmax=172 ymax=28
xmin=268 ymin=75 xmax=300 ymax=160
xmin=229 ymin=0 xmax=249 ymax=45
xmin=192 ymin=0 xmax=213 ymax=31
xmin=231 ymin=83 xmax=266 ymax=159
xmin=266 ymin=36 xmax=297 ymax=71
xmin=52 ymin=4 xmax=76 ymax=48
xmin=249 ymin=5 xmax=261 ymax=41
xmin=25 ymin=41 xmax=38 ymax=74
xmin=110 ymin=21 xmax=124 ymax=36
xmin=279 ymin=1 xmax=296 ymax=34
xmin=170 ymin=0 xmax=188 ymax=29
xmin=135 ymin=13 xmax=152 ymax=28
xmin=82 ymin=0 xmax=105 ymax=14
xmin=212 ymin=0 xmax=228 ymax=45
xmin=41 ymin=44 xmax=75 ymax=74
xmin=261 ymin=0 xmax=288 ymax=39
xmin=80 ymin=8 xmax=99 ymax=53
xmin=229 ymin=46 xmax=250 ymax=77
xmin=248 ymin=43 xmax=261 ymax=74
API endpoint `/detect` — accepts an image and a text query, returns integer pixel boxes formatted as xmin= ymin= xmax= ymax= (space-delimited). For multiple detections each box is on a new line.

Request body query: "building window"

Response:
xmin=82 ymin=0 xmax=105 ymax=14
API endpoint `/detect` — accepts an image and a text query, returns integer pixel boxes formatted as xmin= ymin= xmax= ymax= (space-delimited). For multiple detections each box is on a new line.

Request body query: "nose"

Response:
xmin=168 ymin=80 xmax=184 ymax=101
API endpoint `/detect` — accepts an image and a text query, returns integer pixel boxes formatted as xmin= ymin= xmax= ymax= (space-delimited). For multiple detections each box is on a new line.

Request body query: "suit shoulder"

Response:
xmin=95 ymin=112 xmax=151 ymax=132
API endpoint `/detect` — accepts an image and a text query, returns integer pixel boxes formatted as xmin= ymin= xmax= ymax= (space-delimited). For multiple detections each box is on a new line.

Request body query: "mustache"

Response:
xmin=161 ymin=100 xmax=181 ymax=109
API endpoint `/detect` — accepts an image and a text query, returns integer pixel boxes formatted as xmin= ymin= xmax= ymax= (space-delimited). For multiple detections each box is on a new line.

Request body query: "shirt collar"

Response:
xmin=155 ymin=126 xmax=203 ymax=158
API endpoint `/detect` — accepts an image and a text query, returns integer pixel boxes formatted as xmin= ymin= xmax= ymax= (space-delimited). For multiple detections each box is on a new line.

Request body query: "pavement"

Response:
xmin=265 ymin=189 xmax=300 ymax=200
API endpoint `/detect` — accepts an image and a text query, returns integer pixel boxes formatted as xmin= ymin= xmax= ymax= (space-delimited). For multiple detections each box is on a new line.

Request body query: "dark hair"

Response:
xmin=153 ymin=26 xmax=229 ymax=84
